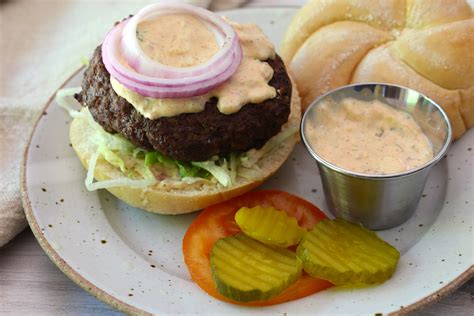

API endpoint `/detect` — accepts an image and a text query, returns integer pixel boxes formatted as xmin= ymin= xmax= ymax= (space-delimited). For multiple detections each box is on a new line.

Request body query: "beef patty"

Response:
xmin=76 ymin=46 xmax=292 ymax=162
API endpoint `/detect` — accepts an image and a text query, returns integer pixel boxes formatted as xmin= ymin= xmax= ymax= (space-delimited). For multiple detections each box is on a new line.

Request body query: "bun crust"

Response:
xmin=288 ymin=21 xmax=393 ymax=110
xmin=351 ymin=43 xmax=467 ymax=139
xmin=70 ymin=88 xmax=301 ymax=215
xmin=282 ymin=0 xmax=474 ymax=140
xmin=280 ymin=0 xmax=405 ymax=63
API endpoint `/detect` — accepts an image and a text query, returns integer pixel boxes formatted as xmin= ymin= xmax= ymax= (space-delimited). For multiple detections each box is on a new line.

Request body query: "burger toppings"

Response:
xmin=183 ymin=190 xmax=400 ymax=304
xmin=110 ymin=45 xmax=276 ymax=119
xmin=102 ymin=3 xmax=277 ymax=118
xmin=110 ymin=78 xmax=209 ymax=119
xmin=103 ymin=3 xmax=242 ymax=99
xmin=66 ymin=4 xmax=295 ymax=190
xmin=297 ymin=218 xmax=400 ymax=286
xmin=235 ymin=206 xmax=306 ymax=247
xmin=135 ymin=14 xmax=220 ymax=68
xmin=210 ymin=233 xmax=303 ymax=302
xmin=182 ymin=190 xmax=332 ymax=305
xmin=212 ymin=56 xmax=276 ymax=115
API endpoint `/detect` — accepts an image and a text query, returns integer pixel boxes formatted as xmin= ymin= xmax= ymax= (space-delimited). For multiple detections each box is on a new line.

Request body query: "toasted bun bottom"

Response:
xmin=69 ymin=89 xmax=301 ymax=215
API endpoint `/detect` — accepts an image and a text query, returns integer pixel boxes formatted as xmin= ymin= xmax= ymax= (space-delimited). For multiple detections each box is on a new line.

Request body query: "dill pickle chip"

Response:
xmin=235 ymin=206 xmax=306 ymax=247
xmin=297 ymin=218 xmax=400 ymax=285
xmin=210 ymin=233 xmax=302 ymax=302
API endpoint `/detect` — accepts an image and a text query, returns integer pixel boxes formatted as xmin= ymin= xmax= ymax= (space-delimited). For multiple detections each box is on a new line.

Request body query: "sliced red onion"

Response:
xmin=104 ymin=42 xmax=242 ymax=98
xmin=122 ymin=3 xmax=236 ymax=78
xmin=101 ymin=3 xmax=242 ymax=99
xmin=108 ymin=20 xmax=237 ymax=87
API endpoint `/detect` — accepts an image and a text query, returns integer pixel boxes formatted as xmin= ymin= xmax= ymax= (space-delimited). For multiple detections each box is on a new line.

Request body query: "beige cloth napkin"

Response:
xmin=0 ymin=0 xmax=255 ymax=247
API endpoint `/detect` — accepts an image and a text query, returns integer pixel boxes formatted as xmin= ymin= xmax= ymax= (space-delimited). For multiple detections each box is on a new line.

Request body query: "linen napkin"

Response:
xmin=0 ymin=0 xmax=252 ymax=247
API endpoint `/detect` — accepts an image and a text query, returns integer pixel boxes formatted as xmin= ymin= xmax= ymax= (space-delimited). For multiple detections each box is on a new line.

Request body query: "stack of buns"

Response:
xmin=281 ymin=0 xmax=473 ymax=140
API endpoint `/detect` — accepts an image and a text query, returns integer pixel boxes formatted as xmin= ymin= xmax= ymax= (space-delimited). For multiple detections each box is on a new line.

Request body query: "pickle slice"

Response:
xmin=210 ymin=233 xmax=302 ymax=302
xmin=297 ymin=218 xmax=400 ymax=285
xmin=235 ymin=206 xmax=306 ymax=247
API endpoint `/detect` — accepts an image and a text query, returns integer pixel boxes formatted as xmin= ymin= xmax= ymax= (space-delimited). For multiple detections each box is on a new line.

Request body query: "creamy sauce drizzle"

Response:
xmin=305 ymin=98 xmax=433 ymax=174
xmin=214 ymin=58 xmax=275 ymax=114
xmin=136 ymin=14 xmax=219 ymax=67
xmin=111 ymin=78 xmax=208 ymax=116
xmin=112 ymin=16 xmax=277 ymax=119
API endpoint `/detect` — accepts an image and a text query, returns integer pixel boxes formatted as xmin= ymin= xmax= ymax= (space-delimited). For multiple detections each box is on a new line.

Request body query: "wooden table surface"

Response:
xmin=0 ymin=228 xmax=472 ymax=315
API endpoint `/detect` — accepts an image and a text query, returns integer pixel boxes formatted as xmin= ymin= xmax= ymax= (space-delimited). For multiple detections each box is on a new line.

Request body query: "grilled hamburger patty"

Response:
xmin=76 ymin=46 xmax=292 ymax=162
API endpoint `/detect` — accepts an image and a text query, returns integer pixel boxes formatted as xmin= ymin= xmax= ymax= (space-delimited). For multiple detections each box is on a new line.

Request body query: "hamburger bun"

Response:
xmin=69 ymin=86 xmax=301 ymax=215
xmin=281 ymin=0 xmax=473 ymax=140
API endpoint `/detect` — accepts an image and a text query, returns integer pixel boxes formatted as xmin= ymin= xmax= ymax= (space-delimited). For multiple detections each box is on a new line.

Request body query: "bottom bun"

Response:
xmin=70 ymin=90 xmax=301 ymax=215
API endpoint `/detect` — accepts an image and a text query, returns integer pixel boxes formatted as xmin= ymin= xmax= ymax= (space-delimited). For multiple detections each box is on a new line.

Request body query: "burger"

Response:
xmin=65 ymin=3 xmax=300 ymax=214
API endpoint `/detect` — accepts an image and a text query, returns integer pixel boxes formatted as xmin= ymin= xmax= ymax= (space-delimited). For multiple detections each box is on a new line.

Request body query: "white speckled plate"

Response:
xmin=21 ymin=8 xmax=473 ymax=315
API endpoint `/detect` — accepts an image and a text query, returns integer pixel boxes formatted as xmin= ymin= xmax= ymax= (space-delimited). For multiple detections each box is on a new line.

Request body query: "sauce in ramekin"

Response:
xmin=305 ymin=98 xmax=433 ymax=174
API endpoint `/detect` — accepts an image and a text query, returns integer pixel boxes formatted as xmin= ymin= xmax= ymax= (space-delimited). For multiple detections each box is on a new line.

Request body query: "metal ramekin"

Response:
xmin=301 ymin=83 xmax=452 ymax=230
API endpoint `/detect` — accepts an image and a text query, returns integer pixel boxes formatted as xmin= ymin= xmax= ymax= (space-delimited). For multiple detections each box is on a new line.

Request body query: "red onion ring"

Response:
xmin=101 ymin=3 xmax=242 ymax=99
xmin=121 ymin=3 xmax=237 ymax=78
xmin=104 ymin=41 xmax=242 ymax=98
xmin=106 ymin=19 xmax=238 ymax=87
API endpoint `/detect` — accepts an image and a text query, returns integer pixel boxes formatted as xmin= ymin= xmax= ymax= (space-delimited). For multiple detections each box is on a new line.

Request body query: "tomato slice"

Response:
xmin=182 ymin=190 xmax=333 ymax=306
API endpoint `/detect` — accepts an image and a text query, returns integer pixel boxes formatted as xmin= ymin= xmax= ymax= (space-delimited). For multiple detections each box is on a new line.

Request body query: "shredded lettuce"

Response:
xmin=133 ymin=159 xmax=155 ymax=180
xmin=177 ymin=162 xmax=204 ymax=178
xmin=97 ymin=145 xmax=126 ymax=172
xmin=133 ymin=147 xmax=147 ymax=158
xmin=56 ymin=87 xmax=157 ymax=191
xmin=238 ymin=166 xmax=264 ymax=181
xmin=192 ymin=161 xmax=232 ymax=187
xmin=55 ymin=87 xmax=83 ymax=118
xmin=144 ymin=151 xmax=210 ymax=179
xmin=241 ymin=126 xmax=298 ymax=168
xmin=145 ymin=151 xmax=175 ymax=169
xmin=57 ymin=86 xmax=298 ymax=191
xmin=85 ymin=150 xmax=155 ymax=191
xmin=229 ymin=153 xmax=238 ymax=184
xmin=144 ymin=151 xmax=159 ymax=166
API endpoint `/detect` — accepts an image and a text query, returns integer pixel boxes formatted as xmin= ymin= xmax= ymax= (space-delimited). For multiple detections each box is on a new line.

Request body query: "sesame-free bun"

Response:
xmin=281 ymin=0 xmax=473 ymax=140
xmin=69 ymin=88 xmax=301 ymax=215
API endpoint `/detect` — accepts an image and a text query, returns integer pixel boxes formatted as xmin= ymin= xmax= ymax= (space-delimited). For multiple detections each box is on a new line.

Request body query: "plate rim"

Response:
xmin=20 ymin=8 xmax=473 ymax=315
xmin=21 ymin=65 xmax=474 ymax=316
xmin=20 ymin=66 xmax=150 ymax=316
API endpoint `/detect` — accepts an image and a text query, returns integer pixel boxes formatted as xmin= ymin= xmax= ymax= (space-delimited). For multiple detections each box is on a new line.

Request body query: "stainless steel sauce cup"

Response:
xmin=301 ymin=83 xmax=452 ymax=230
